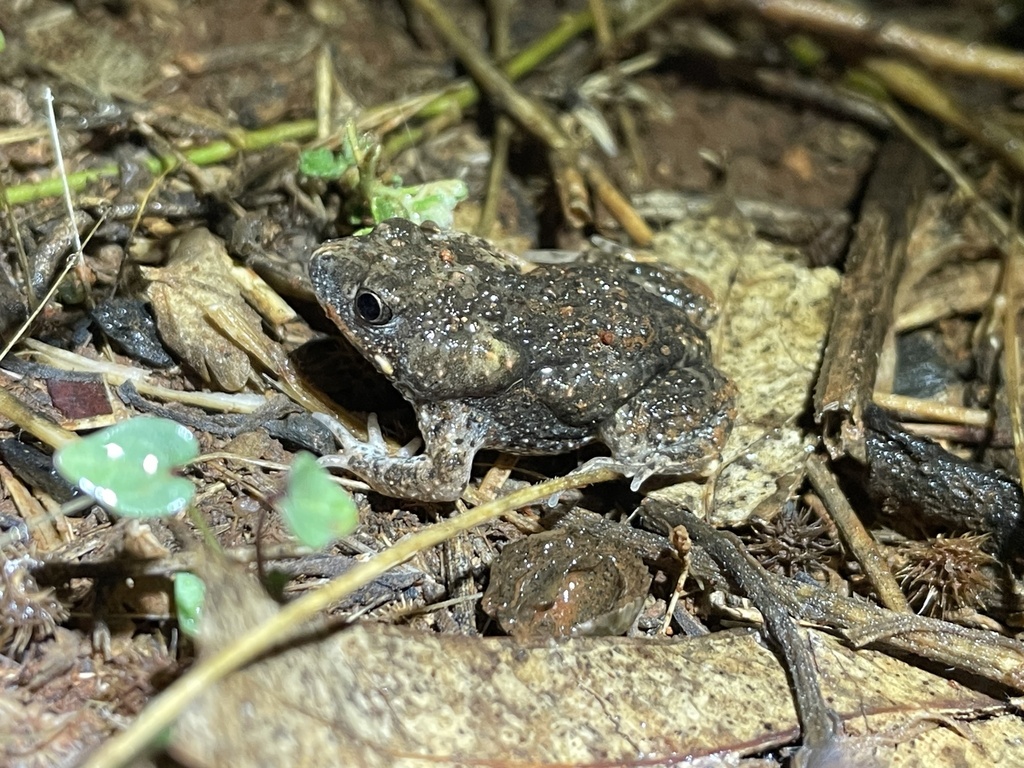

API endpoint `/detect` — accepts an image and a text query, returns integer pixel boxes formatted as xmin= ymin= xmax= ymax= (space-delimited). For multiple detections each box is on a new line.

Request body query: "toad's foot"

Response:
xmin=313 ymin=408 xmax=484 ymax=502
xmin=315 ymin=412 xmax=421 ymax=458
xmin=573 ymin=454 xmax=723 ymax=492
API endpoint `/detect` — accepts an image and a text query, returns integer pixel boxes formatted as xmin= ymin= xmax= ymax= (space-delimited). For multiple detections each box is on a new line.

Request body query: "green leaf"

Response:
xmin=54 ymin=417 xmax=199 ymax=517
xmin=174 ymin=572 xmax=206 ymax=638
xmin=299 ymin=128 xmax=377 ymax=179
xmin=278 ymin=452 xmax=359 ymax=548
xmin=298 ymin=147 xmax=352 ymax=179
xmin=369 ymin=179 xmax=468 ymax=229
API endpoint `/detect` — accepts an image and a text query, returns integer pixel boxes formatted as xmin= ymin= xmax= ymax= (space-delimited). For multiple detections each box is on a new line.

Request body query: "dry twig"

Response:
xmin=734 ymin=0 xmax=1024 ymax=88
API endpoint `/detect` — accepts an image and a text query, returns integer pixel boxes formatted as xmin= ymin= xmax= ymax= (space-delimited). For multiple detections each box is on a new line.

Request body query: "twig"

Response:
xmin=582 ymin=158 xmax=653 ymax=243
xmin=863 ymin=58 xmax=1024 ymax=179
xmin=615 ymin=98 xmax=647 ymax=185
xmin=782 ymin=574 xmax=1024 ymax=690
xmin=0 ymin=179 xmax=34 ymax=306
xmin=315 ymin=46 xmax=333 ymax=141
xmin=872 ymin=392 xmax=993 ymax=429
xmin=1000 ymin=193 xmax=1024 ymax=492
xmin=588 ymin=0 xmax=614 ymax=47
xmin=43 ymin=88 xmax=84 ymax=270
xmin=753 ymin=67 xmax=890 ymax=130
xmin=0 ymin=388 xmax=76 ymax=450
xmin=737 ymin=0 xmax=1024 ymax=88
xmin=899 ymin=421 xmax=1011 ymax=447
xmin=476 ymin=0 xmax=516 ymax=237
xmin=589 ymin=0 xmax=648 ymax=183
xmin=805 ymin=454 xmax=910 ymax=613
xmin=12 ymin=338 xmax=269 ymax=414
xmin=476 ymin=119 xmax=515 ymax=237
xmin=815 ymin=138 xmax=930 ymax=459
xmin=550 ymin=153 xmax=593 ymax=230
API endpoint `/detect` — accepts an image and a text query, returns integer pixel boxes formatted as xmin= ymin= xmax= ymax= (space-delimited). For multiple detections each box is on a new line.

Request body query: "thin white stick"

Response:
xmin=0 ymin=89 xmax=89 ymax=363
xmin=43 ymin=86 xmax=84 ymax=263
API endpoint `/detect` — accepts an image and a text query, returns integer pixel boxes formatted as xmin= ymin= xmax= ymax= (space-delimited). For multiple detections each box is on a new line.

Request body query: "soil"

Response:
xmin=1 ymin=0 xmax=1023 ymax=765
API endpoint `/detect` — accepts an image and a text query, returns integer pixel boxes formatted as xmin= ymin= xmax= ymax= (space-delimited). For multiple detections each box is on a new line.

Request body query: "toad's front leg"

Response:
xmin=315 ymin=402 xmax=488 ymax=502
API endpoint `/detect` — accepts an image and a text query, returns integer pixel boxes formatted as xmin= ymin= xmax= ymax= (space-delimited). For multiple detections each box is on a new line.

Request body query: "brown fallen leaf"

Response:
xmin=45 ymin=378 xmax=112 ymax=422
xmin=170 ymin=558 xmax=1004 ymax=767
xmin=142 ymin=228 xmax=268 ymax=392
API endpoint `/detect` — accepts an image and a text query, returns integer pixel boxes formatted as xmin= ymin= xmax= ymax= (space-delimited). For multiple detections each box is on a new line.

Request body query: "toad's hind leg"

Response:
xmin=594 ymin=362 xmax=736 ymax=490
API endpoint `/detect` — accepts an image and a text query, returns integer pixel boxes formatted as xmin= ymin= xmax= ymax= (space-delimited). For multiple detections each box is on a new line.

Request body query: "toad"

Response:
xmin=481 ymin=527 xmax=652 ymax=639
xmin=309 ymin=218 xmax=734 ymax=502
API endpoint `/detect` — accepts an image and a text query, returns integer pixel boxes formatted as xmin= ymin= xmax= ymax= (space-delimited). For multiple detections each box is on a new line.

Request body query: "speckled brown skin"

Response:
xmin=309 ymin=218 xmax=734 ymax=501
xmin=481 ymin=527 xmax=652 ymax=639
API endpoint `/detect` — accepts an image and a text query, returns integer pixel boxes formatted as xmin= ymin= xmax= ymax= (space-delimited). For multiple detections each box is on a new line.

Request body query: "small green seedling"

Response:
xmin=369 ymin=178 xmax=468 ymax=230
xmin=54 ymin=417 xmax=199 ymax=517
xmin=298 ymin=123 xmax=467 ymax=230
xmin=298 ymin=125 xmax=376 ymax=180
xmin=54 ymin=418 xmax=355 ymax=650
xmin=277 ymin=452 xmax=359 ymax=548
xmin=174 ymin=572 xmax=206 ymax=638
xmin=298 ymin=146 xmax=355 ymax=179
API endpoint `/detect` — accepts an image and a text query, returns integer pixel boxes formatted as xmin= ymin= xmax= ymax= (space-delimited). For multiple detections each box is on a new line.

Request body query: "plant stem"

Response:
xmin=7 ymin=120 xmax=318 ymax=206
xmin=7 ymin=11 xmax=597 ymax=207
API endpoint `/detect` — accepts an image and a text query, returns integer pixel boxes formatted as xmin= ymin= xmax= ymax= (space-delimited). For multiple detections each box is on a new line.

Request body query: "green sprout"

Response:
xmin=54 ymin=417 xmax=199 ymax=517
xmin=174 ymin=572 xmax=206 ymax=638
xmin=54 ymin=417 xmax=360 ymax=645
xmin=298 ymin=121 xmax=467 ymax=230
xmin=276 ymin=452 xmax=359 ymax=548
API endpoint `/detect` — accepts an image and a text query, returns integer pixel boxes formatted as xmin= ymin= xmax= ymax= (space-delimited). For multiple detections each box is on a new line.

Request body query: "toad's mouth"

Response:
xmin=315 ymin=298 xmax=394 ymax=377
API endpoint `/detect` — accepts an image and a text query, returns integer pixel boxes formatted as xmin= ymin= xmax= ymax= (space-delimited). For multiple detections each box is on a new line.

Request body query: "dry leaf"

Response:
xmin=171 ymin=559 xmax=1003 ymax=767
xmin=142 ymin=228 xmax=266 ymax=392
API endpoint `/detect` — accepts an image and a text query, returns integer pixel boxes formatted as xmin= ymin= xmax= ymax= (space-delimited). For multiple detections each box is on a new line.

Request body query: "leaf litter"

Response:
xmin=2 ymin=1 xmax=1024 ymax=766
xmin=173 ymin=555 xmax=1007 ymax=768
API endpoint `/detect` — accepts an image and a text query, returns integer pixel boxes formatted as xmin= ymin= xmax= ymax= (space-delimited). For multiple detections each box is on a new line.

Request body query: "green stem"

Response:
xmin=7 ymin=120 xmax=319 ymax=206
xmin=7 ymin=10 xmax=595 ymax=207
xmin=415 ymin=10 xmax=594 ymax=120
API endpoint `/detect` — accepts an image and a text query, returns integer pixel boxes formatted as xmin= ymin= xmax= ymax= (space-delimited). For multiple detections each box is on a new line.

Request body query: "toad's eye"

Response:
xmin=354 ymin=289 xmax=392 ymax=325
